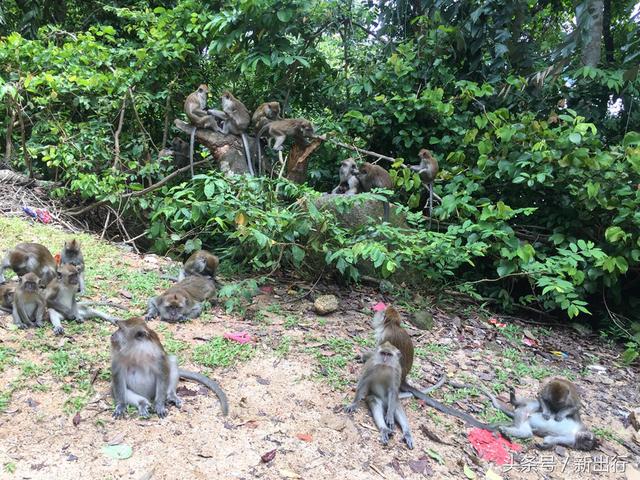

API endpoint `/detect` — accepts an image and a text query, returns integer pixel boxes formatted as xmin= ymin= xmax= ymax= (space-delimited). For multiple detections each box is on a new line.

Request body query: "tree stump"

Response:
xmin=174 ymin=119 xmax=255 ymax=175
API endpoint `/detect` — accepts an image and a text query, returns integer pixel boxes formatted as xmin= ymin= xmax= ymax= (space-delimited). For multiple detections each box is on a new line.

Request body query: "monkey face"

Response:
xmin=111 ymin=317 xmax=151 ymax=349
xmin=197 ymin=84 xmax=209 ymax=95
xmin=161 ymin=295 xmax=187 ymax=323
xmin=377 ymin=342 xmax=401 ymax=364
xmin=20 ymin=274 xmax=39 ymax=292
xmin=575 ymin=431 xmax=597 ymax=450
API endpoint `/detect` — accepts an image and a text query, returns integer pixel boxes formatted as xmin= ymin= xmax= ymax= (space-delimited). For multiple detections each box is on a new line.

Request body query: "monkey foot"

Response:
xmin=155 ymin=404 xmax=168 ymax=418
xmin=344 ymin=404 xmax=357 ymax=414
xmin=404 ymin=434 xmax=415 ymax=449
xmin=112 ymin=405 xmax=126 ymax=419
xmin=380 ymin=428 xmax=393 ymax=445
xmin=53 ymin=326 xmax=64 ymax=335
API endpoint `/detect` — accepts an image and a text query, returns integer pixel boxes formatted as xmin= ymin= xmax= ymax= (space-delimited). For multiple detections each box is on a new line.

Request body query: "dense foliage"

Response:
xmin=1 ymin=0 xmax=639 ymax=357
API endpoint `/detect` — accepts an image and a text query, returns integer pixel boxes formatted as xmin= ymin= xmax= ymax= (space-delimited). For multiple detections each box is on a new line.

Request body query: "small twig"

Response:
xmin=112 ymin=93 xmax=127 ymax=169
xmin=318 ymin=135 xmax=395 ymax=163
xmin=128 ymin=87 xmax=158 ymax=152
xmin=285 ymin=265 xmax=327 ymax=303
xmin=101 ymin=209 xmax=111 ymax=240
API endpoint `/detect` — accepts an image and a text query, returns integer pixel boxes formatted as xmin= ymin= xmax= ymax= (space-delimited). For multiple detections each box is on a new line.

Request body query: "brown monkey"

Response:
xmin=367 ymin=306 xmax=496 ymax=430
xmin=356 ymin=162 xmax=394 ymax=221
xmin=0 ymin=282 xmax=16 ymax=313
xmin=208 ymin=91 xmax=254 ymax=175
xmin=410 ymin=149 xmax=439 ymax=227
xmin=538 ymin=377 xmax=581 ymax=421
xmin=60 ymin=238 xmax=85 ymax=294
xmin=145 ymin=275 xmax=217 ymax=323
xmin=0 ymin=242 xmax=57 ymax=287
xmin=177 ymin=250 xmax=219 ymax=281
xmin=12 ymin=273 xmax=46 ymax=329
xmin=345 ymin=342 xmax=414 ymax=449
xmin=44 ymin=264 xmax=118 ymax=335
xmin=255 ymin=118 xmax=315 ymax=176
xmin=111 ymin=316 xmax=228 ymax=418
xmin=331 ymin=158 xmax=361 ymax=195
xmin=490 ymin=386 xmax=596 ymax=450
xmin=184 ymin=84 xmax=220 ymax=177
xmin=252 ymin=101 xmax=281 ymax=132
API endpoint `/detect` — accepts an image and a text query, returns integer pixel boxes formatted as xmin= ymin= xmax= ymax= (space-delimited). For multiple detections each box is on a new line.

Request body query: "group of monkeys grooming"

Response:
xmin=346 ymin=305 xmax=597 ymax=451
xmin=0 ymin=240 xmax=596 ymax=453
xmin=0 ymin=242 xmax=228 ymax=418
xmin=183 ymin=84 xmax=314 ymax=177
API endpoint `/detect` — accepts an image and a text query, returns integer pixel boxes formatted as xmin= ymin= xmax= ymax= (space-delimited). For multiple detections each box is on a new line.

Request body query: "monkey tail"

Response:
xmin=255 ymin=123 xmax=269 ymax=177
xmin=189 ymin=126 xmax=196 ymax=178
xmin=401 ymin=381 xmax=499 ymax=430
xmin=383 ymin=201 xmax=390 ymax=222
xmin=428 ymin=182 xmax=433 ymax=229
xmin=178 ymin=369 xmax=229 ymax=416
xmin=241 ymin=133 xmax=255 ymax=176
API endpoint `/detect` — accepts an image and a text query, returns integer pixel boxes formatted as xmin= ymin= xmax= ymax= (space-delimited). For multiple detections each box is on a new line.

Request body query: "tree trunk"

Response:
xmin=173 ymin=119 xmax=256 ymax=175
xmin=579 ymin=0 xmax=604 ymax=67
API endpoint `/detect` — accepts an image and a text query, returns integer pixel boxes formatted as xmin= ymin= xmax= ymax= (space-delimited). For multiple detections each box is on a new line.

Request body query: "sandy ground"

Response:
xmin=0 ymin=225 xmax=638 ymax=479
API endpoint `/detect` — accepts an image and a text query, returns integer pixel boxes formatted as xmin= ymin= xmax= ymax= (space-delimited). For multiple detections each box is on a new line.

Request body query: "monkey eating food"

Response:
xmin=111 ymin=316 xmax=228 ymax=418
xmin=331 ymin=158 xmax=361 ymax=195
xmin=12 ymin=272 xmax=46 ymax=329
xmin=145 ymin=275 xmax=217 ymax=323
xmin=345 ymin=341 xmax=414 ymax=449
xmin=60 ymin=238 xmax=86 ymax=294
xmin=0 ymin=242 xmax=57 ymax=287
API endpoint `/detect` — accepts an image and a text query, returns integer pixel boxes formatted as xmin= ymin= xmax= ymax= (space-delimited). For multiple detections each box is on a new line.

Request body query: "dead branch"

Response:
xmin=66 ymin=159 xmax=208 ymax=216
xmin=112 ymin=93 xmax=127 ymax=169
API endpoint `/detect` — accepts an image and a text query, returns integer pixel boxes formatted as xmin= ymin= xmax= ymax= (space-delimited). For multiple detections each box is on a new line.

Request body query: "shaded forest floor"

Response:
xmin=0 ymin=215 xmax=638 ymax=480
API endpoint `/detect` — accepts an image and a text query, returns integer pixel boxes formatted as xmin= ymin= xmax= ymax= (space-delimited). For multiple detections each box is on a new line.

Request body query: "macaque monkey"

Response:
xmin=410 ymin=149 xmax=439 ymax=227
xmin=60 ymin=238 xmax=85 ymax=294
xmin=366 ymin=306 xmax=496 ymax=430
xmin=111 ymin=316 xmax=228 ymax=418
xmin=345 ymin=342 xmax=414 ymax=449
xmin=0 ymin=242 xmax=57 ymax=287
xmin=255 ymin=118 xmax=315 ymax=176
xmin=538 ymin=377 xmax=581 ymax=421
xmin=177 ymin=250 xmax=219 ymax=282
xmin=356 ymin=162 xmax=394 ymax=222
xmin=44 ymin=264 xmax=118 ymax=335
xmin=145 ymin=275 xmax=217 ymax=323
xmin=184 ymin=84 xmax=220 ymax=177
xmin=12 ymin=273 xmax=46 ymax=329
xmin=0 ymin=282 xmax=16 ymax=313
xmin=490 ymin=386 xmax=596 ymax=450
xmin=159 ymin=137 xmax=190 ymax=169
xmin=331 ymin=158 xmax=361 ymax=195
xmin=208 ymin=91 xmax=254 ymax=175
xmin=252 ymin=101 xmax=281 ymax=132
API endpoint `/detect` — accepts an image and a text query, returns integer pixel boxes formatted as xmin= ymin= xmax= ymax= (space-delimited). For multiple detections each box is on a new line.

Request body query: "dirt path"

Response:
xmin=0 ymin=216 xmax=638 ymax=480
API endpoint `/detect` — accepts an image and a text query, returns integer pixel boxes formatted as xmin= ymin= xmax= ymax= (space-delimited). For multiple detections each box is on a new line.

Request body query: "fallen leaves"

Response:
xmin=101 ymin=444 xmax=133 ymax=460
xmin=261 ymin=449 xmax=277 ymax=463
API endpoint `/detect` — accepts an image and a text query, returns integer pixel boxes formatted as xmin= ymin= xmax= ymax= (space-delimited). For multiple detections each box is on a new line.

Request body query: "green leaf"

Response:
xmin=102 ymin=444 xmax=133 ymax=460
xmin=568 ymin=132 xmax=582 ymax=144
xmin=276 ymin=10 xmax=293 ymax=22
xmin=426 ymin=448 xmax=444 ymax=465
xmin=464 ymin=464 xmax=477 ymax=479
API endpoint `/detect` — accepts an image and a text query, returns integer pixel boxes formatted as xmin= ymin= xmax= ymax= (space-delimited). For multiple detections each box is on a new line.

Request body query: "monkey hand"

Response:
xmin=112 ymin=404 xmax=126 ymax=419
xmin=379 ymin=427 xmax=393 ymax=445
xmin=53 ymin=325 xmax=64 ymax=335
xmin=154 ymin=402 xmax=168 ymax=418
xmin=542 ymin=413 xmax=551 ymax=420
xmin=168 ymin=393 xmax=182 ymax=408
xmin=137 ymin=403 xmax=150 ymax=418
xmin=344 ymin=403 xmax=358 ymax=414
xmin=385 ymin=412 xmax=395 ymax=429
xmin=404 ymin=433 xmax=415 ymax=450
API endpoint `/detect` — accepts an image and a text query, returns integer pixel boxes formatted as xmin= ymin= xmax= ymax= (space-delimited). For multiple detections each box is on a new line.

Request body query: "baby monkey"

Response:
xmin=60 ymin=238 xmax=86 ymax=294
xmin=539 ymin=377 xmax=580 ymax=421
xmin=489 ymin=385 xmax=596 ymax=450
xmin=331 ymin=158 xmax=360 ymax=195
xmin=345 ymin=341 xmax=414 ymax=449
xmin=111 ymin=317 xmax=228 ymax=418
xmin=410 ymin=149 xmax=439 ymax=227
xmin=0 ymin=282 xmax=16 ymax=313
xmin=252 ymin=101 xmax=281 ymax=132
xmin=12 ymin=273 xmax=46 ymax=329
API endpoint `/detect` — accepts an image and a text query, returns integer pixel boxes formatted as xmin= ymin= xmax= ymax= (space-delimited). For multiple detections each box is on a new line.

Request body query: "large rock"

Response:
xmin=314 ymin=295 xmax=339 ymax=315
xmin=313 ymin=193 xmax=407 ymax=228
